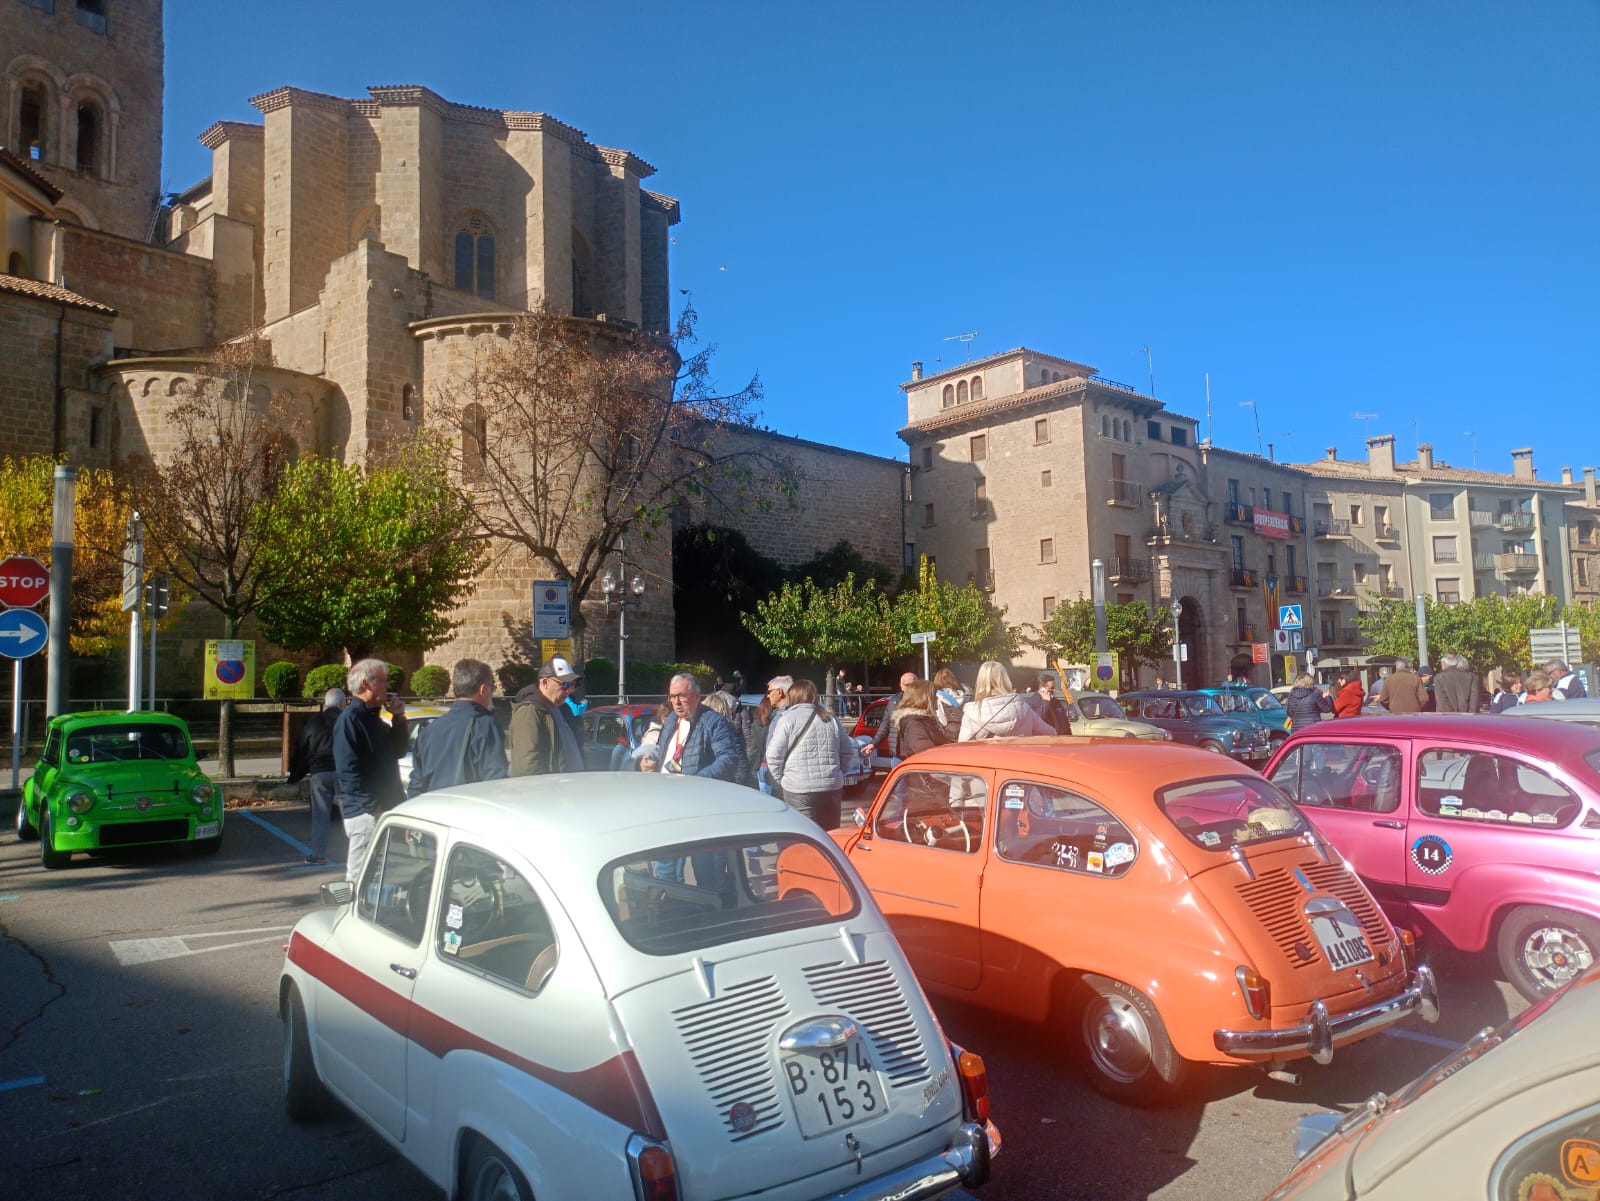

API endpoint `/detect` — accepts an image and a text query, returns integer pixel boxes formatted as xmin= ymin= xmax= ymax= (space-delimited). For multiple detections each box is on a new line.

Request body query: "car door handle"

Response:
xmin=1371 ymin=820 xmax=1405 ymax=829
xmin=390 ymin=963 xmax=417 ymax=979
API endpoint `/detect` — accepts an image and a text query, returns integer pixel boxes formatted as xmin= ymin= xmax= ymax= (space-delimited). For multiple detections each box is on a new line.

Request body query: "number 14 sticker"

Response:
xmin=1411 ymin=835 xmax=1453 ymax=875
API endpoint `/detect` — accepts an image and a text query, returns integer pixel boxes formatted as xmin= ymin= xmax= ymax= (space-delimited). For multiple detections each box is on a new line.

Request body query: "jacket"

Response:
xmin=958 ymin=693 xmax=1054 ymax=741
xmin=873 ymin=693 xmax=904 ymax=757
xmin=1553 ymin=670 xmax=1588 ymax=700
xmin=1490 ymin=689 xmax=1522 ymax=713
xmin=655 ymin=705 xmax=745 ymax=782
xmin=895 ymin=712 xmax=949 ymax=758
xmin=406 ymin=699 xmax=509 ymax=797
xmin=1332 ymin=679 xmax=1365 ymax=718
xmin=332 ymin=697 xmax=408 ymax=818
xmin=1285 ymin=685 xmax=1332 ymax=729
xmin=289 ymin=708 xmax=339 ymax=783
xmin=1432 ymin=667 xmax=1481 ymax=713
xmin=1378 ymin=669 xmax=1430 ymax=714
xmin=766 ymin=702 xmax=857 ymax=793
xmin=508 ymin=685 xmax=585 ymax=775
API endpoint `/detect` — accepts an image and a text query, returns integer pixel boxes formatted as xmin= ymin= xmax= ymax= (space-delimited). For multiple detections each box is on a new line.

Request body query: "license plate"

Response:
xmin=1309 ymin=907 xmax=1375 ymax=969
xmin=781 ymin=1034 xmax=888 ymax=1138
xmin=194 ymin=822 xmax=220 ymax=839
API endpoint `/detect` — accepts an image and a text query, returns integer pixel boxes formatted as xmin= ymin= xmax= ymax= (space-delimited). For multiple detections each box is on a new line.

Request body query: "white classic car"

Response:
xmin=279 ymin=773 xmax=999 ymax=1201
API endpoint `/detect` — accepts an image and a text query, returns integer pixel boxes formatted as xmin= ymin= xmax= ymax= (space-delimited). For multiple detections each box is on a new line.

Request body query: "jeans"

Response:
xmin=343 ymin=812 xmax=377 ymax=883
xmin=307 ymin=771 xmax=339 ymax=859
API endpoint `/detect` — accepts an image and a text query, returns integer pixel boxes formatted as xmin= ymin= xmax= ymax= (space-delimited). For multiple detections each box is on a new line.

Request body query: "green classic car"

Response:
xmin=14 ymin=712 xmax=222 ymax=869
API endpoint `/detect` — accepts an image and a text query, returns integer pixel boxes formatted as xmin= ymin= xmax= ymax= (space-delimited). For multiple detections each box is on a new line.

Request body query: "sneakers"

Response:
xmin=303 ymin=855 xmax=327 ymax=865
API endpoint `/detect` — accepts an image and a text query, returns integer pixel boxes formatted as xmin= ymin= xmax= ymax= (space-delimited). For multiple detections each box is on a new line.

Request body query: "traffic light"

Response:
xmin=146 ymin=575 xmax=170 ymax=618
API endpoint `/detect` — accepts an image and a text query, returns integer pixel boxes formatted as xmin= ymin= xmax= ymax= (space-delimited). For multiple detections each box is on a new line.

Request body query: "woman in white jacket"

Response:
xmin=765 ymin=678 xmax=857 ymax=830
xmin=958 ymin=661 xmax=1054 ymax=741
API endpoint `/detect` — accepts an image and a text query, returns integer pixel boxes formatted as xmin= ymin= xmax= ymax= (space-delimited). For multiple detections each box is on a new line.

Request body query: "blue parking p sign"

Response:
xmin=1278 ymin=604 xmax=1303 ymax=631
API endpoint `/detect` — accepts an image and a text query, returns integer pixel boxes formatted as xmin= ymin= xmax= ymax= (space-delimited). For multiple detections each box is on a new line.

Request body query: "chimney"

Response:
xmin=1367 ymin=434 xmax=1396 ymax=475
xmin=1586 ymin=466 xmax=1597 ymax=508
xmin=1512 ymin=448 xmax=1535 ymax=480
xmin=1562 ymin=466 xmax=1574 ymax=484
xmin=910 ymin=361 xmax=923 ymax=381
xmin=1325 ymin=446 xmax=1338 ymax=461
xmin=1418 ymin=443 xmax=1435 ymax=471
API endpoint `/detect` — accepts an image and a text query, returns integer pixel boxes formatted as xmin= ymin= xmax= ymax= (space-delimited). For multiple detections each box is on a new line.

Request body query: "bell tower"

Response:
xmin=1 ymin=0 xmax=164 ymax=242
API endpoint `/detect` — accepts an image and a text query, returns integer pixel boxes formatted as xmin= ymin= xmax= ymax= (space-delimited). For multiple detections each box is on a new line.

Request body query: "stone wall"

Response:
xmin=0 ymin=292 xmax=114 ymax=457
xmin=61 ymin=224 xmax=209 ymax=350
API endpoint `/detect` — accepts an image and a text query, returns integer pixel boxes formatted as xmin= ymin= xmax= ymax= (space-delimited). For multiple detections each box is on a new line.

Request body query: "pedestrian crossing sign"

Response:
xmin=1278 ymin=605 xmax=1303 ymax=631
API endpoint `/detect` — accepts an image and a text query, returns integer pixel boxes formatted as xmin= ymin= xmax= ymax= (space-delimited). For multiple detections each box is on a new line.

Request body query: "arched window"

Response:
xmin=461 ymin=404 xmax=487 ymax=479
xmin=7 ymin=251 xmax=24 ymax=276
xmin=453 ymin=215 xmax=496 ymax=301
xmin=76 ymin=101 xmax=101 ymax=173
xmin=1100 ymin=414 xmax=1109 ymax=437
xmin=19 ymin=81 xmax=48 ymax=161
xmin=957 ymin=379 xmax=969 ymax=405
xmin=971 ymin=376 xmax=984 ymax=401
xmin=570 ymin=227 xmax=594 ymax=317
xmin=942 ymin=384 xmax=954 ymax=408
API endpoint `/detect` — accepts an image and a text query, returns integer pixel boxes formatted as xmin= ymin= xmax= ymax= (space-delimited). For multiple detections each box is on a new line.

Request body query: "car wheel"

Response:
xmin=1199 ymin=740 xmax=1227 ymax=755
xmin=283 ymin=987 xmax=334 ymax=1122
xmin=15 ymin=792 xmax=37 ymax=841
xmin=1074 ymin=973 xmax=1190 ymax=1106
xmin=39 ymin=809 xmax=70 ymax=870
xmin=463 ymin=1137 xmax=532 ymax=1201
xmin=1496 ymin=906 xmax=1600 ymax=1002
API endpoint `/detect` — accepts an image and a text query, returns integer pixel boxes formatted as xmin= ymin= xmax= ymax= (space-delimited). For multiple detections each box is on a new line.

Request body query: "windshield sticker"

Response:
xmin=1485 ymin=809 xmax=1508 ymax=822
xmin=1005 ymin=784 xmax=1026 ymax=798
xmin=1053 ymin=842 xmax=1079 ymax=869
xmin=1105 ymin=842 xmax=1134 ymax=867
xmin=446 ymin=903 xmax=465 ymax=930
xmin=1198 ymin=830 xmax=1221 ymax=848
xmin=1411 ymin=835 xmax=1453 ymax=875
xmin=1094 ymin=824 xmax=1108 ymax=846
xmin=1563 ymin=1138 xmax=1600 ymax=1186
xmin=442 ymin=929 xmax=462 ymax=955
xmin=1004 ymin=797 xmax=1025 ymax=809
xmin=1086 ymin=851 xmax=1105 ymax=873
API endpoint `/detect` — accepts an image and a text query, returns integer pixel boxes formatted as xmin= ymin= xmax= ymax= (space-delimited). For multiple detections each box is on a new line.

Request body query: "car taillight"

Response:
xmin=627 ymin=1134 xmax=679 ymax=1201
xmin=1236 ymin=966 xmax=1271 ymax=1020
xmin=1395 ymin=926 xmax=1416 ymax=971
xmin=955 ymin=1046 xmax=989 ymax=1123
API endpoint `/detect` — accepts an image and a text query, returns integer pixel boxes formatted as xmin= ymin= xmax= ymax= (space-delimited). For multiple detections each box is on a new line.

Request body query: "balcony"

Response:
xmin=1497 ymin=512 xmax=1535 ymax=532
xmin=1224 ymin=502 xmax=1253 ymax=525
xmin=1374 ymin=524 xmax=1399 ymax=541
xmin=1314 ymin=518 xmax=1350 ymax=538
xmin=1107 ymin=556 xmax=1149 ymax=584
xmin=1378 ymin=585 xmax=1405 ymax=598
xmin=1472 ymin=552 xmax=1496 ymax=571
xmin=1496 ymin=552 xmax=1539 ymax=576
xmin=1316 ymin=578 xmax=1355 ymax=599
xmin=1571 ymin=528 xmax=1600 ymax=550
xmin=1230 ymin=566 xmax=1258 ymax=588
xmin=1108 ymin=479 xmax=1142 ymax=508
xmin=1236 ymin=623 xmax=1258 ymax=643
xmin=1285 ymin=574 xmax=1309 ymax=595
xmin=1321 ymin=626 xmax=1363 ymax=648
xmin=1289 ymin=515 xmax=1306 ymax=536
xmin=967 ymin=570 xmax=995 ymax=592
xmin=1468 ymin=510 xmax=1496 ymax=528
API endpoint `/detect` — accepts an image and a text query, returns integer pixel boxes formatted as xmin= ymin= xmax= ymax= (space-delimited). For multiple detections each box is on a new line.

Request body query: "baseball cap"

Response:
xmin=538 ymin=656 xmax=581 ymax=683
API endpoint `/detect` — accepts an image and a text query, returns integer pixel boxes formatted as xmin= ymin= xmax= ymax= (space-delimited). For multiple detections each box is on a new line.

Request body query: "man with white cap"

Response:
xmin=508 ymin=656 xmax=587 ymax=775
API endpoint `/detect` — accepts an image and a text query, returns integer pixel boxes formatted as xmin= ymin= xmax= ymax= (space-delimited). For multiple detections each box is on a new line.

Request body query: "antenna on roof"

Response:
xmin=1463 ymin=430 xmax=1478 ymax=469
xmin=1135 ymin=346 xmax=1155 ymax=396
xmin=1352 ymin=411 xmax=1380 ymax=439
xmin=942 ymin=331 xmax=979 ymax=361
xmin=1239 ymin=401 xmax=1264 ymax=455
xmin=1204 ymin=373 xmax=1213 ymax=445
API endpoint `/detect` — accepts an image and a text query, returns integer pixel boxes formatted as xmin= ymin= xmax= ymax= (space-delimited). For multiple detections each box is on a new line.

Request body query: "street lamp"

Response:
xmin=46 ymin=466 xmax=75 ymax=718
xmin=600 ymin=550 xmax=646 ymax=703
xmin=1169 ymin=599 xmax=1184 ymax=690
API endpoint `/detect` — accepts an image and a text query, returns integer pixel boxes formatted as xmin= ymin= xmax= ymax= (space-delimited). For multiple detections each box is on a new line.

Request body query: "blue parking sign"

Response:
xmin=1278 ymin=604 xmax=1303 ymax=630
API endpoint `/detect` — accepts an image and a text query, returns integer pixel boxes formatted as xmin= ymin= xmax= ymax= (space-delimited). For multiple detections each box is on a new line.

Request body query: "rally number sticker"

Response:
xmin=1411 ymin=834 xmax=1453 ymax=875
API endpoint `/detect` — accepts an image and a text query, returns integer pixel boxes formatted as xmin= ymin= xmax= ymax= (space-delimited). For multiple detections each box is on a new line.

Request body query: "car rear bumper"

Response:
xmin=829 ymin=1120 xmax=997 ymax=1201
xmin=1213 ymin=964 xmax=1439 ymax=1065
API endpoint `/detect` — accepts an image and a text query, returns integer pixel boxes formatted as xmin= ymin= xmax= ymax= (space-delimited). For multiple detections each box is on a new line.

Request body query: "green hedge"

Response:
xmin=263 ymin=661 xmax=301 ymax=700
xmin=303 ymin=664 xmax=348 ymax=698
xmin=410 ymin=664 xmax=450 ymax=698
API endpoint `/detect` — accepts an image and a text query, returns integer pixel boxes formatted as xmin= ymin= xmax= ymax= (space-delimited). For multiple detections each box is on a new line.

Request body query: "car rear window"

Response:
xmin=601 ymin=834 xmax=861 ymax=955
xmin=65 ymin=724 xmax=189 ymax=763
xmin=1157 ymin=775 xmax=1310 ymax=849
xmin=1077 ymin=696 xmax=1127 ymax=720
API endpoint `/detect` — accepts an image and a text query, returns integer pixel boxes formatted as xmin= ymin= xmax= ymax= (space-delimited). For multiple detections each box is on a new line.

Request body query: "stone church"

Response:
xmin=1 ymin=0 xmax=906 ymax=686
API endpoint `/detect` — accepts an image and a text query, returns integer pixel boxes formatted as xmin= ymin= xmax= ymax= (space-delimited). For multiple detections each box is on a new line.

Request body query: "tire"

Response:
xmin=1496 ymin=906 xmax=1600 ymax=1002
xmin=283 ymin=988 xmax=334 ymax=1122
xmin=39 ymin=809 xmax=70 ymax=870
xmin=1074 ymin=973 xmax=1190 ymax=1106
xmin=1199 ymin=740 xmax=1227 ymax=755
xmin=463 ymin=1137 xmax=532 ymax=1201
xmin=15 ymin=791 xmax=37 ymax=841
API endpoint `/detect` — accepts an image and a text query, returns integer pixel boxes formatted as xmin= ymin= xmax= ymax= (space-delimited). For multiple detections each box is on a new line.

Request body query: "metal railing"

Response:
xmin=1497 ymin=513 xmax=1535 ymax=531
xmin=1230 ymin=566 xmax=1258 ymax=587
xmin=1108 ymin=479 xmax=1142 ymax=507
xmin=1285 ymin=574 xmax=1309 ymax=594
xmin=1496 ymin=552 xmax=1539 ymax=575
xmin=1321 ymin=626 xmax=1363 ymax=646
xmin=1224 ymin=503 xmax=1253 ymax=524
xmin=1314 ymin=518 xmax=1350 ymax=538
xmin=1316 ymin=578 xmax=1355 ymax=598
xmin=1108 ymin=556 xmax=1149 ymax=583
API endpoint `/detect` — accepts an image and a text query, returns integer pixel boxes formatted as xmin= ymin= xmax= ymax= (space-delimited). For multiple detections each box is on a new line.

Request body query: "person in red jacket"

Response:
xmin=1332 ymin=670 xmax=1365 ymax=718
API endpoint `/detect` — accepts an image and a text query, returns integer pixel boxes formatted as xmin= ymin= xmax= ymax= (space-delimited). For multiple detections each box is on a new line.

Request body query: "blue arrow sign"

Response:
xmin=1278 ymin=604 xmax=1303 ymax=631
xmin=0 ymin=607 xmax=48 ymax=660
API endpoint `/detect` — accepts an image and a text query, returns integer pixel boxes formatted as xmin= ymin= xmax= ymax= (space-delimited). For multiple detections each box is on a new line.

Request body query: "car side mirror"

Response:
xmin=320 ymin=881 xmax=354 ymax=907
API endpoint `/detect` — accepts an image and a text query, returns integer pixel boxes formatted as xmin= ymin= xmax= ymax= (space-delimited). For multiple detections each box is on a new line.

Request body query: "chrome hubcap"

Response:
xmin=1085 ymin=995 xmax=1154 ymax=1084
xmin=470 ymin=1157 xmax=521 ymax=1201
xmin=1523 ymin=925 xmax=1596 ymax=990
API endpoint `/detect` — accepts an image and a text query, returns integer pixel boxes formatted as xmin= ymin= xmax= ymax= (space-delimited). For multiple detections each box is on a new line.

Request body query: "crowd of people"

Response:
xmin=1279 ymin=654 xmax=1589 ymax=727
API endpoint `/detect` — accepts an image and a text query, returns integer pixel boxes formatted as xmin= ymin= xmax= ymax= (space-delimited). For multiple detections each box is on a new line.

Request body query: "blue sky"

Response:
xmin=165 ymin=1 xmax=1598 ymax=475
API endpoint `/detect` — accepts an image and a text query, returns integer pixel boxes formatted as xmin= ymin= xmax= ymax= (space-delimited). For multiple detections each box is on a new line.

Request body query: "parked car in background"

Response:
xmin=1264 ymin=715 xmax=1600 ymax=1001
xmin=1061 ymin=691 xmax=1170 ymax=741
xmin=1501 ymin=697 xmax=1600 ymax=730
xmin=828 ymin=739 xmax=1437 ymax=1106
xmin=1118 ymin=690 xmax=1273 ymax=762
xmin=1263 ymin=964 xmax=1600 ymax=1201
xmin=1206 ymin=685 xmax=1292 ymax=742
xmin=15 ymin=711 xmax=221 ymax=868
xmin=391 ymin=702 xmax=449 ymax=790
xmin=579 ymin=702 xmax=659 ymax=771
xmin=280 ymin=775 xmax=999 ymax=1201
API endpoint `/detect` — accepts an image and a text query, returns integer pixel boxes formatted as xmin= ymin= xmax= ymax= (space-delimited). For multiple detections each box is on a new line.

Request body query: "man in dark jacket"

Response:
xmin=289 ymin=687 xmax=346 ymax=865
xmin=656 ymin=674 xmax=745 ymax=781
xmin=1378 ymin=658 xmax=1430 ymax=714
xmin=873 ymin=672 xmax=918 ymax=760
xmin=508 ymin=657 xmax=587 ymax=775
xmin=1432 ymin=654 xmax=1482 ymax=713
xmin=333 ymin=659 xmax=409 ymax=883
xmin=407 ymin=659 xmax=508 ymax=797
xmin=1031 ymin=671 xmax=1075 ymax=734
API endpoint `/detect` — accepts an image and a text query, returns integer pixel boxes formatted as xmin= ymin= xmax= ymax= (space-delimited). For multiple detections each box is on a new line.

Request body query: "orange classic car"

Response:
xmin=826 ymin=738 xmax=1440 ymax=1105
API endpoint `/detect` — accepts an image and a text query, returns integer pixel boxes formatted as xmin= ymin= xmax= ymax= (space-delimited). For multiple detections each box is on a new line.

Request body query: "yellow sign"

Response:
xmin=539 ymin=638 xmax=574 ymax=666
xmin=203 ymin=639 xmax=256 ymax=700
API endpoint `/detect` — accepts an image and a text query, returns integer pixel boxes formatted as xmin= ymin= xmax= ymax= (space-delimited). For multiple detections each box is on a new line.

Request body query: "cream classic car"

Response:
xmin=279 ymin=773 xmax=999 ymax=1201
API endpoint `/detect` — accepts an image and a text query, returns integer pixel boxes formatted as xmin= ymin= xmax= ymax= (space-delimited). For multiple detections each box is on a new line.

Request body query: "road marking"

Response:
xmin=0 ymin=895 xmax=19 ymax=902
xmin=236 ymin=807 xmax=311 ymax=854
xmin=0 ymin=1075 xmax=45 ymax=1092
xmin=1379 ymin=1026 xmax=1463 ymax=1051
xmin=110 ymin=926 xmax=296 ymax=966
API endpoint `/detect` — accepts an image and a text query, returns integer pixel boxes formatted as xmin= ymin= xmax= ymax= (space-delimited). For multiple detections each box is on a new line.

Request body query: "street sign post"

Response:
xmin=0 ymin=554 xmax=49 ymax=608
xmin=909 ymin=630 xmax=937 ymax=678
xmin=533 ymin=581 xmax=570 ymax=641
xmin=203 ymin=639 xmax=256 ymax=701
xmin=0 ymin=607 xmax=48 ymax=660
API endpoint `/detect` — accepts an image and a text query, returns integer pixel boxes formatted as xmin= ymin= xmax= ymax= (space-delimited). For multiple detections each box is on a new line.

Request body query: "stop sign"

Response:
xmin=0 ymin=554 xmax=50 ymax=608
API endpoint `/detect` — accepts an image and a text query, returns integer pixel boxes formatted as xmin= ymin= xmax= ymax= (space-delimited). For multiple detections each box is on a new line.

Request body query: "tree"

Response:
xmin=0 ymin=456 xmax=136 ymax=656
xmin=429 ymin=300 xmax=795 ymax=659
xmin=1354 ymin=594 xmax=1565 ymax=670
xmin=890 ymin=556 xmax=1021 ymax=663
xmin=791 ymin=540 xmax=893 ymax=591
xmin=741 ymin=573 xmax=898 ymax=683
xmin=671 ymin=524 xmax=787 ymax=678
xmin=1029 ymin=597 xmax=1173 ymax=678
xmin=130 ymin=336 xmax=293 ymax=775
xmin=253 ymin=442 xmax=485 ymax=661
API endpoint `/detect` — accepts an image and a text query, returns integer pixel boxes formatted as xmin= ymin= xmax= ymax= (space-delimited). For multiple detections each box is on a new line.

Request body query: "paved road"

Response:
xmin=0 ymin=798 xmax=1526 ymax=1201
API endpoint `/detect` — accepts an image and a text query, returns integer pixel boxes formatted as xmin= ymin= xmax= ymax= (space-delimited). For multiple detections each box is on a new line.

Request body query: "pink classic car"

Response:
xmin=1264 ymin=715 xmax=1600 ymax=1002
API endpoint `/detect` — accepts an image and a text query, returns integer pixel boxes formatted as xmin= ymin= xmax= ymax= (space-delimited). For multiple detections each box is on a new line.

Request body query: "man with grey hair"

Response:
xmin=1377 ymin=656 xmax=1429 ymax=714
xmin=1432 ymin=653 xmax=1482 ymax=713
xmin=407 ymin=658 xmax=508 ymax=798
xmin=1546 ymin=660 xmax=1587 ymax=700
xmin=655 ymin=673 xmax=744 ymax=781
xmin=333 ymin=659 xmax=409 ymax=882
xmin=289 ymin=687 xmax=347 ymax=866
